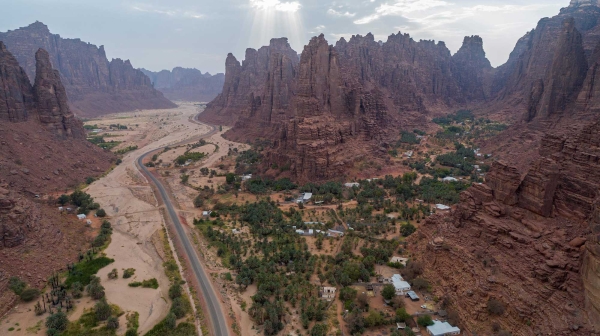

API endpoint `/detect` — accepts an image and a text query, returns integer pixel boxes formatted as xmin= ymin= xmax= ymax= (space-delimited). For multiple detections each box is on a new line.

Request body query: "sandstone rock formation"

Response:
xmin=201 ymin=33 xmax=495 ymax=181
xmin=413 ymin=121 xmax=600 ymax=334
xmin=0 ymin=43 xmax=113 ymax=316
xmin=0 ymin=21 xmax=176 ymax=117
xmin=140 ymin=67 xmax=225 ymax=102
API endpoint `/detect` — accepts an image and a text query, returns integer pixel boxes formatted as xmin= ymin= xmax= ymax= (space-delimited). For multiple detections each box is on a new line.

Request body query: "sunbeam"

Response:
xmin=247 ymin=0 xmax=305 ymax=52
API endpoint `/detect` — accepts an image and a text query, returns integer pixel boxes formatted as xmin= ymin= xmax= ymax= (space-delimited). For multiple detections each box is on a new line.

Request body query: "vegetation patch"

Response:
xmin=128 ymin=278 xmax=159 ymax=289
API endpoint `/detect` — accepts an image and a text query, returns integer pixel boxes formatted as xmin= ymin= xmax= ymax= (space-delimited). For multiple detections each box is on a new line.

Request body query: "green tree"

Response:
xmin=169 ymin=283 xmax=182 ymax=299
xmin=382 ymin=284 xmax=396 ymax=301
xmin=400 ymin=223 xmax=416 ymax=237
xmin=165 ymin=312 xmax=176 ymax=329
xmin=226 ymin=173 xmax=236 ymax=184
xmin=72 ymin=282 xmax=83 ymax=298
xmin=171 ymin=297 xmax=188 ymax=318
xmin=96 ymin=209 xmax=107 ymax=217
xmin=396 ymin=308 xmax=411 ymax=322
xmin=107 ymin=316 xmax=119 ymax=330
xmin=58 ymin=194 xmax=70 ymax=205
xmin=46 ymin=311 xmax=69 ymax=332
xmin=87 ymin=276 xmax=105 ymax=299
xmin=339 ymin=286 xmax=357 ymax=301
xmin=95 ymin=298 xmax=112 ymax=321
xmin=311 ymin=323 xmax=328 ymax=336
xmin=417 ymin=315 xmax=434 ymax=327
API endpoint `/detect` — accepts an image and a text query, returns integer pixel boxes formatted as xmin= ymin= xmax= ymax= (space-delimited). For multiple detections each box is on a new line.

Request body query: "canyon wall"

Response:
xmin=140 ymin=67 xmax=225 ymax=102
xmin=0 ymin=22 xmax=176 ymax=117
xmin=0 ymin=42 xmax=113 ymax=316
xmin=414 ymin=121 xmax=600 ymax=334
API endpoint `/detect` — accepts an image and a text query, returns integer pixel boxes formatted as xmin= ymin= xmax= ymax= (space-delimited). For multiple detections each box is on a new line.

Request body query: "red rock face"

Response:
xmin=414 ymin=121 xmax=600 ymax=334
xmin=140 ymin=67 xmax=225 ymax=102
xmin=203 ymin=33 xmax=494 ymax=181
xmin=0 ymin=41 xmax=33 ymax=122
xmin=0 ymin=21 xmax=175 ymax=117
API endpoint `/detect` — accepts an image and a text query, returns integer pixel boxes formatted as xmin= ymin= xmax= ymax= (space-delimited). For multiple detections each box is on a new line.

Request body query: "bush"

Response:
xmin=487 ymin=299 xmax=505 ymax=315
xmin=165 ymin=312 xmax=176 ymax=329
xmin=339 ymin=287 xmax=357 ymax=301
xmin=129 ymin=278 xmax=159 ymax=289
xmin=95 ymin=298 xmax=112 ymax=321
xmin=108 ymin=268 xmax=118 ymax=279
xmin=123 ymin=268 xmax=136 ymax=279
xmin=8 ymin=277 xmax=26 ymax=295
xmin=72 ymin=282 xmax=83 ymax=298
xmin=65 ymin=257 xmax=114 ymax=287
xmin=58 ymin=194 xmax=70 ymax=205
xmin=20 ymin=288 xmax=40 ymax=302
xmin=400 ymin=223 xmax=416 ymax=237
xmin=417 ymin=314 xmax=434 ymax=327
xmin=96 ymin=209 xmax=106 ymax=217
xmin=125 ymin=329 xmax=138 ymax=336
xmin=171 ymin=297 xmax=189 ymax=318
xmin=107 ymin=316 xmax=119 ymax=330
xmin=46 ymin=311 xmax=69 ymax=331
xmin=311 ymin=323 xmax=328 ymax=336
xmin=396 ymin=308 xmax=411 ymax=322
xmin=86 ymin=276 xmax=105 ymax=300
xmin=412 ymin=277 xmax=429 ymax=291
xmin=169 ymin=282 xmax=182 ymax=299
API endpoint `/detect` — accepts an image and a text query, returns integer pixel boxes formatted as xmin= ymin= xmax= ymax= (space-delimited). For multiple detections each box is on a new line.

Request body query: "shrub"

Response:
xmin=412 ymin=277 xmax=429 ymax=291
xmin=129 ymin=278 xmax=159 ymax=289
xmin=95 ymin=298 xmax=112 ymax=321
xmin=8 ymin=277 xmax=26 ymax=295
xmin=72 ymin=282 xmax=83 ymax=298
xmin=58 ymin=194 xmax=70 ymax=205
xmin=396 ymin=308 xmax=411 ymax=322
xmin=165 ymin=312 xmax=176 ymax=329
xmin=46 ymin=311 xmax=69 ymax=331
xmin=125 ymin=329 xmax=138 ymax=336
xmin=339 ymin=286 xmax=357 ymax=301
xmin=400 ymin=223 xmax=416 ymax=237
xmin=96 ymin=209 xmax=106 ymax=217
xmin=20 ymin=288 xmax=40 ymax=302
xmin=108 ymin=268 xmax=118 ymax=279
xmin=311 ymin=323 xmax=328 ymax=336
xmin=487 ymin=299 xmax=505 ymax=315
xmin=171 ymin=297 xmax=188 ymax=318
xmin=123 ymin=268 xmax=136 ymax=278
xmin=169 ymin=282 xmax=182 ymax=299
xmin=417 ymin=314 xmax=434 ymax=327
xmin=106 ymin=316 xmax=119 ymax=330
xmin=65 ymin=257 xmax=114 ymax=287
xmin=86 ymin=276 xmax=105 ymax=300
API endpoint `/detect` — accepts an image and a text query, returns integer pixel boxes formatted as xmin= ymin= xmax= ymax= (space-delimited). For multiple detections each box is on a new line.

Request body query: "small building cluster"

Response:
xmin=426 ymin=320 xmax=460 ymax=336
xmin=296 ymin=192 xmax=312 ymax=204
xmin=319 ymin=287 xmax=336 ymax=301
xmin=391 ymin=274 xmax=411 ymax=295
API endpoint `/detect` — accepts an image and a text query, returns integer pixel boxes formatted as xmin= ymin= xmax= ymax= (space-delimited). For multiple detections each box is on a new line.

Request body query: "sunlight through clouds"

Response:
xmin=354 ymin=0 xmax=450 ymax=24
xmin=250 ymin=0 xmax=302 ymax=13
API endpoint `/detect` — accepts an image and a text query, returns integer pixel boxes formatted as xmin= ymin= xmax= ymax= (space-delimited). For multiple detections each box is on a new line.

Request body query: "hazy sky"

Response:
xmin=0 ymin=0 xmax=566 ymax=74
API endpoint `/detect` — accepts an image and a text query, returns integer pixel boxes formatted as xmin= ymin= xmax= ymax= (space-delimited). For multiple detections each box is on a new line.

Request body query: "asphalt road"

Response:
xmin=137 ymin=120 xmax=229 ymax=336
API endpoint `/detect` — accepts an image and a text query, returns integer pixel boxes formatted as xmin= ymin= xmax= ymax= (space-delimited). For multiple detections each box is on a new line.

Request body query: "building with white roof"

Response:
xmin=426 ymin=320 xmax=460 ymax=336
xmin=390 ymin=256 xmax=408 ymax=266
xmin=435 ymin=204 xmax=451 ymax=211
xmin=296 ymin=192 xmax=313 ymax=203
xmin=344 ymin=182 xmax=360 ymax=188
xmin=391 ymin=274 xmax=411 ymax=295
xmin=77 ymin=214 xmax=87 ymax=220
xmin=442 ymin=176 xmax=458 ymax=182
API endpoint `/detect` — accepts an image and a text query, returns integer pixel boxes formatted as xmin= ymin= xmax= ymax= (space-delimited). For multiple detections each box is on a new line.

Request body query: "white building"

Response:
xmin=320 ymin=287 xmax=336 ymax=300
xmin=344 ymin=182 xmax=360 ymax=188
xmin=391 ymin=274 xmax=411 ymax=295
xmin=327 ymin=229 xmax=344 ymax=237
xmin=426 ymin=320 xmax=460 ymax=336
xmin=86 ymin=220 xmax=92 ymax=225
xmin=442 ymin=176 xmax=458 ymax=182
xmin=390 ymin=256 xmax=408 ymax=266
xmin=435 ymin=204 xmax=451 ymax=211
xmin=77 ymin=214 xmax=87 ymax=220
xmin=242 ymin=174 xmax=252 ymax=181
xmin=296 ymin=192 xmax=313 ymax=203
xmin=202 ymin=210 xmax=212 ymax=217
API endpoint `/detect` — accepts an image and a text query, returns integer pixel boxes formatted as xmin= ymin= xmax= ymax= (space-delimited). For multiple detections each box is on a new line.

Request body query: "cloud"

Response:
xmin=130 ymin=4 xmax=204 ymax=19
xmin=249 ymin=0 xmax=302 ymax=13
xmin=355 ymin=0 xmax=450 ymax=24
xmin=309 ymin=25 xmax=326 ymax=34
xmin=327 ymin=8 xmax=356 ymax=17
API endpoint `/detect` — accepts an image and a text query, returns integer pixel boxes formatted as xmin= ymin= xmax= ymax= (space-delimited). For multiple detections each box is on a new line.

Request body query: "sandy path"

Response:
xmin=86 ymin=103 xmax=207 ymax=334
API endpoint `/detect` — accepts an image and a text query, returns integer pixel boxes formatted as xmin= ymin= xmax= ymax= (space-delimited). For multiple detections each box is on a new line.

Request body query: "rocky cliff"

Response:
xmin=413 ymin=121 xmax=600 ymax=334
xmin=140 ymin=67 xmax=225 ymax=102
xmin=202 ymin=33 xmax=495 ymax=181
xmin=0 ymin=43 xmax=113 ymax=316
xmin=0 ymin=21 xmax=175 ymax=117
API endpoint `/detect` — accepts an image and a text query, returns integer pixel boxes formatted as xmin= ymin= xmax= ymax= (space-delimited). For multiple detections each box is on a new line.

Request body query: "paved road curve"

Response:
xmin=137 ymin=122 xmax=229 ymax=336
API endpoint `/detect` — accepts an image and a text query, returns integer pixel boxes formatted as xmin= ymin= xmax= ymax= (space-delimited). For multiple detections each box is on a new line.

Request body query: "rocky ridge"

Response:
xmin=0 ymin=21 xmax=176 ymax=117
xmin=140 ymin=67 xmax=225 ymax=102
xmin=414 ymin=121 xmax=600 ymax=334
xmin=0 ymin=43 xmax=113 ymax=316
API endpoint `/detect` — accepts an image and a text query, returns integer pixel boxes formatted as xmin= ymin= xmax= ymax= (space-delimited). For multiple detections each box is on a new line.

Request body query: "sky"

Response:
xmin=0 ymin=0 xmax=566 ymax=74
